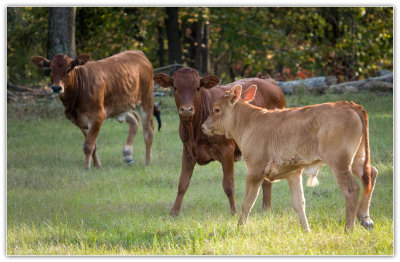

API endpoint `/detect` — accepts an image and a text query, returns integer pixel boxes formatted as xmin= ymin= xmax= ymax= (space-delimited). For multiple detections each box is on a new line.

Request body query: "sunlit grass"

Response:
xmin=7 ymin=92 xmax=393 ymax=255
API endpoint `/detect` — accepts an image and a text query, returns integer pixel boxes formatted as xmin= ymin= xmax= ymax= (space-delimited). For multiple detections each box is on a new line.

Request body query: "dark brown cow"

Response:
xmin=154 ymin=68 xmax=286 ymax=216
xmin=31 ymin=50 xmax=155 ymax=168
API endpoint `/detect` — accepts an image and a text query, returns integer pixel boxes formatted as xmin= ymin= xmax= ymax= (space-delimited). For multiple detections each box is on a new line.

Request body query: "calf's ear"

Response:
xmin=154 ymin=73 xmax=174 ymax=88
xmin=242 ymin=85 xmax=257 ymax=103
xmin=72 ymin=54 xmax=90 ymax=68
xmin=31 ymin=56 xmax=50 ymax=68
xmin=200 ymin=74 xmax=220 ymax=89
xmin=228 ymin=85 xmax=242 ymax=105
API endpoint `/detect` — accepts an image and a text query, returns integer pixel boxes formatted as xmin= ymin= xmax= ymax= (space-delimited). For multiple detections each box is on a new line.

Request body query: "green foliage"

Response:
xmin=7 ymin=93 xmax=393 ymax=255
xmin=7 ymin=7 xmax=393 ymax=85
xmin=75 ymin=7 xmax=165 ymax=63
xmin=207 ymin=7 xmax=393 ymax=82
xmin=7 ymin=7 xmax=49 ymax=85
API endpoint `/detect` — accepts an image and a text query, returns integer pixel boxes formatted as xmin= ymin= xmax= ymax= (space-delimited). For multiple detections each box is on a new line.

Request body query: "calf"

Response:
xmin=202 ymin=84 xmax=378 ymax=232
xmin=154 ymin=68 xmax=286 ymax=216
xmin=31 ymin=50 xmax=156 ymax=168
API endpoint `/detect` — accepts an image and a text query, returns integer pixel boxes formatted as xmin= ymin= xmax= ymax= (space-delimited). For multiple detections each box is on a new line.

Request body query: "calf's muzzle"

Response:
xmin=52 ymin=85 xmax=62 ymax=93
xmin=179 ymin=104 xmax=195 ymax=117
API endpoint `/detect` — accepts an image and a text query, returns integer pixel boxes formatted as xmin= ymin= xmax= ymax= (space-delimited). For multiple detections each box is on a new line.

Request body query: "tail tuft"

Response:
xmin=153 ymin=104 xmax=162 ymax=131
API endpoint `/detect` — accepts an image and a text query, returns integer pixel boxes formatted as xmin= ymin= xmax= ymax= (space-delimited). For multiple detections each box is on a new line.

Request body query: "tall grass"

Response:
xmin=7 ymin=92 xmax=393 ymax=255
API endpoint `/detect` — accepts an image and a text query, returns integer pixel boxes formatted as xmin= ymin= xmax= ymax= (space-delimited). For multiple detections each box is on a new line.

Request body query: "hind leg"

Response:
xmin=122 ymin=111 xmax=140 ymax=165
xmin=138 ymin=103 xmax=154 ymax=165
xmin=352 ymin=155 xmax=378 ymax=230
xmin=330 ymin=165 xmax=360 ymax=232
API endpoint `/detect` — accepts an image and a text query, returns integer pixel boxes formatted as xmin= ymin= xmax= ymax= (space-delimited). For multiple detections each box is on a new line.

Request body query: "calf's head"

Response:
xmin=202 ymin=84 xmax=257 ymax=137
xmin=31 ymin=54 xmax=90 ymax=94
xmin=154 ymin=67 xmax=219 ymax=121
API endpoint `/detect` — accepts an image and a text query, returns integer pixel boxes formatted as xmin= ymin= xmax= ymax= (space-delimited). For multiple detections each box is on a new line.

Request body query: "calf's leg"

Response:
xmin=331 ymin=166 xmax=360 ymax=232
xmin=138 ymin=103 xmax=154 ymax=165
xmin=122 ymin=111 xmax=140 ymax=165
xmin=170 ymin=146 xmax=196 ymax=217
xmin=221 ymin=154 xmax=237 ymax=215
xmin=83 ymin=114 xmax=104 ymax=169
xmin=238 ymin=172 xmax=264 ymax=226
xmin=352 ymin=155 xmax=378 ymax=230
xmin=81 ymin=128 xmax=102 ymax=168
xmin=286 ymin=170 xmax=310 ymax=232
xmin=261 ymin=180 xmax=272 ymax=211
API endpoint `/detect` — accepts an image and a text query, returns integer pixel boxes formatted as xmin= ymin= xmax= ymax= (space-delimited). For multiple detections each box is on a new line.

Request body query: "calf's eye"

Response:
xmin=215 ymin=108 xmax=220 ymax=113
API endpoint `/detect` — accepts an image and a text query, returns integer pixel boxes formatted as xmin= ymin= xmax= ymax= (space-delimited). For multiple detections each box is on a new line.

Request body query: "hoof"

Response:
xmin=124 ymin=159 xmax=135 ymax=165
xmin=360 ymin=218 xmax=374 ymax=231
xmin=169 ymin=210 xmax=179 ymax=218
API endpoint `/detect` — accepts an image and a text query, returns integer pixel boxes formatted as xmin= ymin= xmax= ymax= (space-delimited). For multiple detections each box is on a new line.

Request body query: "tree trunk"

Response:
xmin=157 ymin=24 xmax=165 ymax=67
xmin=194 ymin=22 xmax=203 ymax=73
xmin=47 ymin=7 xmax=76 ymax=58
xmin=166 ymin=7 xmax=182 ymax=69
xmin=202 ymin=22 xmax=210 ymax=75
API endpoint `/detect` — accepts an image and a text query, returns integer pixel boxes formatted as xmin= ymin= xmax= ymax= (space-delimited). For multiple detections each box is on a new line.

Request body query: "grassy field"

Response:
xmin=7 ymin=91 xmax=393 ymax=255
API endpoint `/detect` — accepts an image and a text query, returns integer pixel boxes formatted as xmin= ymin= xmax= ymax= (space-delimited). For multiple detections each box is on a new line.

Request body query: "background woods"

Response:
xmin=7 ymin=7 xmax=392 ymax=86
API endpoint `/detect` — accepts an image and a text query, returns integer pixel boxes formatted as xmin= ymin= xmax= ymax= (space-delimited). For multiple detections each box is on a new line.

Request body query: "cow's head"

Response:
xmin=202 ymin=84 xmax=257 ymax=137
xmin=31 ymin=54 xmax=90 ymax=94
xmin=154 ymin=67 xmax=220 ymax=121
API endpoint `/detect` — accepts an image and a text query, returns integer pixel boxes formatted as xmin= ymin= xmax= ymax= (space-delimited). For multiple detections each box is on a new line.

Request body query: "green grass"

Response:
xmin=7 ymin=92 xmax=393 ymax=255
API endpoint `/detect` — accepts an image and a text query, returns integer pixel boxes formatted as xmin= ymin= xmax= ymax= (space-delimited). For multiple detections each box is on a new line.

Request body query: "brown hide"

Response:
xmin=154 ymin=67 xmax=286 ymax=216
xmin=31 ymin=50 xmax=155 ymax=168
xmin=202 ymin=85 xmax=378 ymax=232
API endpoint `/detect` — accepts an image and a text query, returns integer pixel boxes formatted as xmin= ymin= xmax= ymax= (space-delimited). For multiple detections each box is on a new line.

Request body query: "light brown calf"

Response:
xmin=202 ymin=84 xmax=378 ymax=232
xmin=32 ymin=50 xmax=156 ymax=168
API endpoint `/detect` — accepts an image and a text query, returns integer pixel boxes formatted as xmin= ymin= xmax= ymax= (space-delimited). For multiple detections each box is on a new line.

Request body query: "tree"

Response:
xmin=165 ymin=7 xmax=182 ymax=69
xmin=47 ymin=7 xmax=76 ymax=58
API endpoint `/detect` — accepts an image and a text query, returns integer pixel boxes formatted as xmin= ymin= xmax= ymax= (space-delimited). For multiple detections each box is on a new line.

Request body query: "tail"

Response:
xmin=350 ymin=102 xmax=372 ymax=194
xmin=153 ymin=103 xmax=162 ymax=131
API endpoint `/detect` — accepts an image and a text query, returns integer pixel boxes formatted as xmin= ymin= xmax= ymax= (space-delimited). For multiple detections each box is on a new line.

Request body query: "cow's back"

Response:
xmin=220 ymin=78 xmax=285 ymax=109
xmin=82 ymin=50 xmax=154 ymax=117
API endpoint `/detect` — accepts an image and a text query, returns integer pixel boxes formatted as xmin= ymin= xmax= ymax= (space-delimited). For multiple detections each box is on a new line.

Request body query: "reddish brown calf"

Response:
xmin=32 ymin=50 xmax=155 ymax=168
xmin=154 ymin=68 xmax=285 ymax=216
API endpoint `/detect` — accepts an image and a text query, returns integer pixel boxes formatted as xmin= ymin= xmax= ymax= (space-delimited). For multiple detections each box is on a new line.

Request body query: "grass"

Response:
xmin=7 ymin=91 xmax=393 ymax=255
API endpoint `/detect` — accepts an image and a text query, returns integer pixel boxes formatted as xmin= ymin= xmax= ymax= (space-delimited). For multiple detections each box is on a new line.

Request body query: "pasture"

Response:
xmin=7 ymin=91 xmax=393 ymax=255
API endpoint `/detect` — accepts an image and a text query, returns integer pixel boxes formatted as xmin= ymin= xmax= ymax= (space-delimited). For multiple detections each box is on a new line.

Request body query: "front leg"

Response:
xmin=81 ymin=128 xmax=102 ymax=168
xmin=238 ymin=170 xmax=265 ymax=226
xmin=170 ymin=145 xmax=196 ymax=217
xmin=83 ymin=113 xmax=105 ymax=169
xmin=286 ymin=170 xmax=310 ymax=232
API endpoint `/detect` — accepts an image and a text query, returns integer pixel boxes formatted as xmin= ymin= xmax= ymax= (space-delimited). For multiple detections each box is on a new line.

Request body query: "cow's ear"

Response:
xmin=242 ymin=85 xmax=257 ymax=103
xmin=228 ymin=85 xmax=242 ymax=105
xmin=154 ymin=73 xmax=174 ymax=88
xmin=72 ymin=54 xmax=90 ymax=68
xmin=200 ymin=74 xmax=220 ymax=89
xmin=31 ymin=56 xmax=50 ymax=68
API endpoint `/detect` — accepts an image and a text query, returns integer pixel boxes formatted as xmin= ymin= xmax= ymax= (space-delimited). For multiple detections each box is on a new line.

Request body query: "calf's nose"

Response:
xmin=179 ymin=105 xmax=195 ymax=117
xmin=52 ymin=85 xmax=62 ymax=93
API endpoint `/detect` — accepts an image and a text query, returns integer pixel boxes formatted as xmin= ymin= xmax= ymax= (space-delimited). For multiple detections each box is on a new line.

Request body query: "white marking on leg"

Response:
xmin=122 ymin=145 xmax=134 ymax=164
